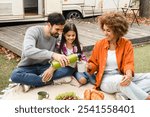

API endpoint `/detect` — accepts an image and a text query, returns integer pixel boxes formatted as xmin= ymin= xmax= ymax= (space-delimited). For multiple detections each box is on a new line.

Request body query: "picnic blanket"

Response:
xmin=1 ymin=78 xmax=115 ymax=100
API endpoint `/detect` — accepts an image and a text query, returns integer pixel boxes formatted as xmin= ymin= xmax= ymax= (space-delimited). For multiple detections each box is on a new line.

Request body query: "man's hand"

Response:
xmin=52 ymin=53 xmax=69 ymax=67
xmin=42 ymin=67 xmax=56 ymax=82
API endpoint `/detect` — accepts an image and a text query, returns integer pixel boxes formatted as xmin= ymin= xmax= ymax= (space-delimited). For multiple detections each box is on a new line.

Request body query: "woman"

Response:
xmin=87 ymin=12 xmax=150 ymax=100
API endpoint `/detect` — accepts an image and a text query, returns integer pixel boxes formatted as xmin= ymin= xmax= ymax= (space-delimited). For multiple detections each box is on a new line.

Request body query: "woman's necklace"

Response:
xmin=109 ymin=43 xmax=116 ymax=50
xmin=109 ymin=39 xmax=117 ymax=50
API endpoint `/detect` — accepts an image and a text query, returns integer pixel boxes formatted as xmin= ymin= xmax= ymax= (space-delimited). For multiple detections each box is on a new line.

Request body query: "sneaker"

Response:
xmin=22 ymin=85 xmax=31 ymax=92
xmin=53 ymin=77 xmax=72 ymax=85
xmin=115 ymin=93 xmax=128 ymax=100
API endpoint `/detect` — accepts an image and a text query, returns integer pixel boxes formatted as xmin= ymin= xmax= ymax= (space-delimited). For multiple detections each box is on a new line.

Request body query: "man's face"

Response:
xmin=49 ymin=24 xmax=64 ymax=38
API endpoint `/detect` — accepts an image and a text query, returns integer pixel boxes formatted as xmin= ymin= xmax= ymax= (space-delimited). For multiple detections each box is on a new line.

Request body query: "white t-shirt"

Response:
xmin=66 ymin=48 xmax=73 ymax=55
xmin=104 ymin=50 xmax=118 ymax=72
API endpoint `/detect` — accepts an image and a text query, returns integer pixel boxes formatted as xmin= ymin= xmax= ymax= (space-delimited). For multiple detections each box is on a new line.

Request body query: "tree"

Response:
xmin=139 ymin=0 xmax=150 ymax=18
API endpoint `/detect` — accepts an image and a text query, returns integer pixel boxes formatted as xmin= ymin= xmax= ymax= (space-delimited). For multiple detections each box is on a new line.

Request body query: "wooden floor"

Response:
xmin=0 ymin=20 xmax=150 ymax=56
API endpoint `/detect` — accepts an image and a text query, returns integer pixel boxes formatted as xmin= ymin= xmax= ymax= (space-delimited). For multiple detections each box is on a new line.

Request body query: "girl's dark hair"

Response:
xmin=47 ymin=12 xmax=65 ymax=26
xmin=58 ymin=23 xmax=82 ymax=54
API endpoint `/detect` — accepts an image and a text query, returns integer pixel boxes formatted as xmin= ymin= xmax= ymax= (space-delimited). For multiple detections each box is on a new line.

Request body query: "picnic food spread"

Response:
xmin=55 ymin=89 xmax=104 ymax=100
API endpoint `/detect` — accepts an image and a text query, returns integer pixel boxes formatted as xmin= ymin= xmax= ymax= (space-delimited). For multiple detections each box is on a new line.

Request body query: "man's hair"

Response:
xmin=47 ymin=12 xmax=65 ymax=26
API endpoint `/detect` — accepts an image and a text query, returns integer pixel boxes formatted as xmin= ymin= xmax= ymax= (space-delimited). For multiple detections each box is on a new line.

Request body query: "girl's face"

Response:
xmin=103 ymin=24 xmax=116 ymax=41
xmin=64 ymin=31 xmax=76 ymax=44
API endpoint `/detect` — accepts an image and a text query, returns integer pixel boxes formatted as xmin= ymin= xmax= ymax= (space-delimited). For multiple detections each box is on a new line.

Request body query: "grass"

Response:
xmin=0 ymin=54 xmax=18 ymax=94
xmin=134 ymin=44 xmax=150 ymax=73
xmin=0 ymin=44 xmax=150 ymax=94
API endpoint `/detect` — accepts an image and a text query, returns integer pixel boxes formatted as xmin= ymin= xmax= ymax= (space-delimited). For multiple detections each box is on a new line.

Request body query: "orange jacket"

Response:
xmin=88 ymin=37 xmax=134 ymax=88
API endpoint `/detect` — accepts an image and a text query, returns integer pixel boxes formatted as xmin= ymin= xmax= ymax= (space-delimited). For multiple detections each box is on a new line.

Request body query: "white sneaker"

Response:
xmin=53 ymin=77 xmax=72 ymax=85
xmin=115 ymin=93 xmax=128 ymax=100
xmin=22 ymin=85 xmax=31 ymax=92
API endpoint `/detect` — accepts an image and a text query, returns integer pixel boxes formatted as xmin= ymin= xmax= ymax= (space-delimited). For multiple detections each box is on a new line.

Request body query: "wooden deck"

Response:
xmin=0 ymin=20 xmax=150 ymax=56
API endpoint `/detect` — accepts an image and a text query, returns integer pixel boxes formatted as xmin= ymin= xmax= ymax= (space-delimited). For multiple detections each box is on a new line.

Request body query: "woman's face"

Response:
xmin=103 ymin=24 xmax=116 ymax=41
xmin=64 ymin=31 xmax=76 ymax=44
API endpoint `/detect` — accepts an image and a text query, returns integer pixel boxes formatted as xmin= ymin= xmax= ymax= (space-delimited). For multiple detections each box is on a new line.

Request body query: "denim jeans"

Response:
xmin=10 ymin=64 xmax=75 ymax=87
xmin=74 ymin=71 xmax=96 ymax=85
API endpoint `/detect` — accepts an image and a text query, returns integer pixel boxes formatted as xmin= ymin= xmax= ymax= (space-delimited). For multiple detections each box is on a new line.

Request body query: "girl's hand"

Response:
xmin=42 ymin=67 xmax=56 ymax=82
xmin=120 ymin=75 xmax=132 ymax=86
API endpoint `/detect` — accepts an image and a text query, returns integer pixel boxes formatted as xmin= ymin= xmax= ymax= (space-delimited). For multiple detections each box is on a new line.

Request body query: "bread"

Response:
xmin=91 ymin=90 xmax=104 ymax=100
xmin=84 ymin=89 xmax=91 ymax=100
xmin=84 ymin=89 xmax=104 ymax=100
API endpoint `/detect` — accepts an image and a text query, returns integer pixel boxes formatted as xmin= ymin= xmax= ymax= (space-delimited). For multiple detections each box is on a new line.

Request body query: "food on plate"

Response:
xmin=55 ymin=92 xmax=80 ymax=100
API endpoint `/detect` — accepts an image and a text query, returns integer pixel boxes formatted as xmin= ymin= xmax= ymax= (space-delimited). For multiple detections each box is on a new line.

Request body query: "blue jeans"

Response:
xmin=11 ymin=64 xmax=75 ymax=87
xmin=74 ymin=72 xmax=96 ymax=85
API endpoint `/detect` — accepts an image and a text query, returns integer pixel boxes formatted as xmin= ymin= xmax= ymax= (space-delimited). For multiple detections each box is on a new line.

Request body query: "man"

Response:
xmin=11 ymin=12 xmax=75 ymax=92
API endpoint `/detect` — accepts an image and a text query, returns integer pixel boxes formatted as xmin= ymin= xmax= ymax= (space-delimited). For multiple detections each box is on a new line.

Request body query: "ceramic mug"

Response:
xmin=77 ymin=61 xmax=87 ymax=72
xmin=37 ymin=91 xmax=49 ymax=100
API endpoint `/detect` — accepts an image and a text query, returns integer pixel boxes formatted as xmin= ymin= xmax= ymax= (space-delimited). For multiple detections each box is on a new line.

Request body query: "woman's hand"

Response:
xmin=120 ymin=75 xmax=132 ymax=86
xmin=86 ymin=63 xmax=92 ymax=72
xmin=42 ymin=67 xmax=56 ymax=82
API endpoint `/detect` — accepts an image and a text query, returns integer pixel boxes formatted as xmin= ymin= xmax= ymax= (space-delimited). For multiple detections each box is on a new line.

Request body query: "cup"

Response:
xmin=37 ymin=91 xmax=49 ymax=100
xmin=77 ymin=61 xmax=87 ymax=72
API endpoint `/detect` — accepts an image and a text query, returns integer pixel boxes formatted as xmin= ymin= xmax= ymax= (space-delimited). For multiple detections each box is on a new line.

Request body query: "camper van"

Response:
xmin=0 ymin=0 xmax=131 ymax=22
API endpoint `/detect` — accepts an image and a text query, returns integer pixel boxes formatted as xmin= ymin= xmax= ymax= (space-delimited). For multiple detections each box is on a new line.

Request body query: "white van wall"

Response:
xmin=63 ymin=0 xmax=84 ymax=4
xmin=12 ymin=0 xmax=23 ymax=15
xmin=0 ymin=0 xmax=12 ymax=15
xmin=103 ymin=0 xmax=131 ymax=11
xmin=44 ymin=0 xmax=62 ymax=15
xmin=62 ymin=0 xmax=102 ymax=18
xmin=0 ymin=0 xmax=23 ymax=21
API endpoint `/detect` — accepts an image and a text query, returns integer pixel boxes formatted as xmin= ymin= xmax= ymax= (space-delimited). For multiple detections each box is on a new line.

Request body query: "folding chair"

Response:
xmin=121 ymin=0 xmax=140 ymax=26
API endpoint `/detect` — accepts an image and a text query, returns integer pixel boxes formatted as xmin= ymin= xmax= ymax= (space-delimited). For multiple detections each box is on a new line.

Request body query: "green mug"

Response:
xmin=37 ymin=91 xmax=49 ymax=100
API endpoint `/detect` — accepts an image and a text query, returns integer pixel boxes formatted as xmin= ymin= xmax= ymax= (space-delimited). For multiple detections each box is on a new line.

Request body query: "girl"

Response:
xmin=58 ymin=22 xmax=94 ymax=85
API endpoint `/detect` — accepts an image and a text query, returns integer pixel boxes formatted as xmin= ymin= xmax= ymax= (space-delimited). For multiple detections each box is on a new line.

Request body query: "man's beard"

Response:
xmin=51 ymin=33 xmax=59 ymax=38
